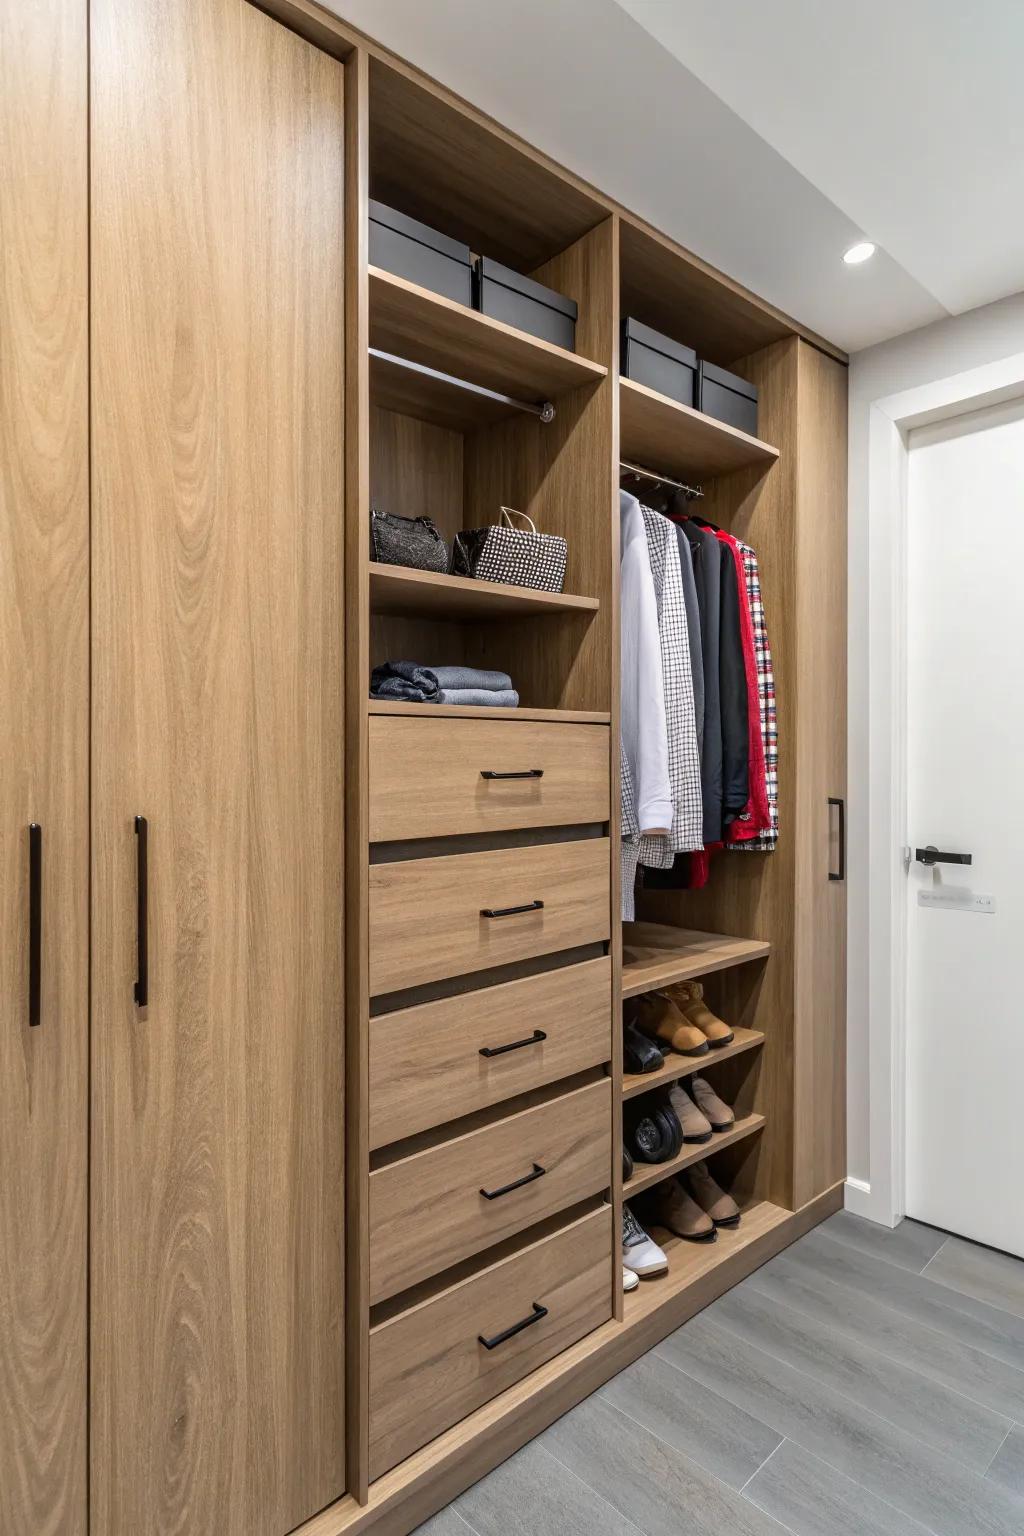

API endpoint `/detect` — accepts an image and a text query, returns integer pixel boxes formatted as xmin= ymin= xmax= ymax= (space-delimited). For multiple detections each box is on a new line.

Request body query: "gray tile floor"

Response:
xmin=414 ymin=1211 xmax=1024 ymax=1536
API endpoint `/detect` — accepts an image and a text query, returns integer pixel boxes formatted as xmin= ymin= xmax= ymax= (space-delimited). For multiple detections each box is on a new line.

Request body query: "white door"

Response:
xmin=905 ymin=397 xmax=1024 ymax=1257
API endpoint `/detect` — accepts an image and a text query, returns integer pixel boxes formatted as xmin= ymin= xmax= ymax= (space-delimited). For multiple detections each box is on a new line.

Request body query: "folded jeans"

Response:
xmin=370 ymin=660 xmax=514 ymax=701
xmin=435 ymin=688 xmax=519 ymax=707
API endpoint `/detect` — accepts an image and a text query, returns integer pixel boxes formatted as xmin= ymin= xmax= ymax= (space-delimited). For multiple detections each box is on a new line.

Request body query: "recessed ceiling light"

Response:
xmin=843 ymin=241 xmax=876 ymax=265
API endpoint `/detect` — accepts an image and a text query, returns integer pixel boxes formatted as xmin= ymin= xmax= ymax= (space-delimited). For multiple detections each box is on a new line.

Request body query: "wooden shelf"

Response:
xmin=623 ymin=1199 xmax=790 ymax=1322
xmin=622 ymin=924 xmax=770 ymax=999
xmin=369 ymin=266 xmax=606 ymax=431
xmin=620 ymin=376 xmax=779 ymax=480
xmin=368 ymin=701 xmax=611 ymax=724
xmin=622 ymin=1027 xmax=764 ymax=1102
xmin=368 ymin=563 xmax=600 ymax=620
xmin=623 ymin=1113 xmax=765 ymax=1198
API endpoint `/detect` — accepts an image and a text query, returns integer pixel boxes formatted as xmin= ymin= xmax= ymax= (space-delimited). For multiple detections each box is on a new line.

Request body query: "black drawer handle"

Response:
xmin=28 ymin=824 xmax=42 ymax=1028
xmin=478 ymin=1301 xmax=548 ymax=1351
xmin=480 ymin=900 xmax=544 ymax=919
xmin=134 ymin=816 xmax=148 ymax=1007
xmin=480 ymin=1163 xmax=547 ymax=1201
xmin=828 ymin=797 xmax=845 ymax=883
xmin=480 ymin=769 xmax=544 ymax=780
xmin=480 ymin=1028 xmax=547 ymax=1059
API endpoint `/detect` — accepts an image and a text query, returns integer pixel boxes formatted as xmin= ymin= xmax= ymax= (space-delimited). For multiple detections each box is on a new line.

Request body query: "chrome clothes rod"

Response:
xmin=370 ymin=348 xmax=556 ymax=422
xmin=620 ymin=458 xmax=704 ymax=500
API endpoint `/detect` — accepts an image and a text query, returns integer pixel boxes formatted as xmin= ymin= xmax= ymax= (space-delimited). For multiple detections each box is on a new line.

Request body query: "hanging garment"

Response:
xmin=728 ymin=539 xmax=778 ymax=852
xmin=717 ymin=534 xmax=749 ymax=824
xmin=674 ymin=524 xmax=704 ymax=759
xmin=717 ymin=530 xmax=769 ymax=840
xmin=619 ymin=490 xmax=671 ymax=837
xmin=620 ymin=740 xmax=641 ymax=922
xmin=637 ymin=508 xmax=703 ymax=867
xmin=677 ymin=516 xmax=723 ymax=843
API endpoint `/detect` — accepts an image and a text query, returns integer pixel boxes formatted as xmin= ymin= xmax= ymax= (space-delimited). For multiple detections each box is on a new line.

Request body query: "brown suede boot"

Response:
xmin=649 ymin=1178 xmax=716 ymax=1242
xmin=665 ymin=980 xmax=734 ymax=1047
xmin=633 ymin=991 xmax=709 ymax=1057
xmin=667 ymin=1083 xmax=712 ymax=1143
xmin=685 ymin=1161 xmax=741 ymax=1228
xmin=689 ymin=1076 xmax=735 ymax=1132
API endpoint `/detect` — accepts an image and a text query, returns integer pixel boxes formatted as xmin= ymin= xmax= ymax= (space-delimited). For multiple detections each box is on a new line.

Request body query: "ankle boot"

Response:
xmin=667 ymin=1083 xmax=712 ymax=1143
xmin=665 ymin=980 xmax=734 ymax=1047
xmin=689 ymin=1075 xmax=735 ymax=1132
xmin=685 ymin=1161 xmax=741 ymax=1228
xmin=634 ymin=991 xmax=709 ymax=1057
xmin=649 ymin=1178 xmax=716 ymax=1242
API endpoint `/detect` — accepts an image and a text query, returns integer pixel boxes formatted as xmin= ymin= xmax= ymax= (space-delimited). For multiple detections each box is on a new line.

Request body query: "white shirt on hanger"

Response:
xmin=620 ymin=490 xmax=671 ymax=836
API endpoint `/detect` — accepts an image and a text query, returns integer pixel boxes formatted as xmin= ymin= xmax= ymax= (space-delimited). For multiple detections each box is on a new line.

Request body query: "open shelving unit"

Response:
xmin=368 ymin=562 xmax=599 ymax=620
xmin=624 ymin=1113 xmax=766 ymax=1198
xmin=622 ymin=1199 xmax=791 ymax=1323
xmin=622 ymin=923 xmax=771 ymax=998
xmin=619 ymin=376 xmax=779 ymax=482
xmin=622 ymin=1026 xmax=765 ymax=1100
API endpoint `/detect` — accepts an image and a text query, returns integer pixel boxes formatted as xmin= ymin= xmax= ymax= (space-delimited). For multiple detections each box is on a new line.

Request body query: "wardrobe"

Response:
xmin=0 ymin=2 xmax=846 ymax=1534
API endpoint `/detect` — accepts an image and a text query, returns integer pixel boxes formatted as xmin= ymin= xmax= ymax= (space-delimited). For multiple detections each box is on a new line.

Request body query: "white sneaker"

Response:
xmin=622 ymin=1204 xmax=668 ymax=1277
xmin=622 ymin=1266 xmax=640 ymax=1292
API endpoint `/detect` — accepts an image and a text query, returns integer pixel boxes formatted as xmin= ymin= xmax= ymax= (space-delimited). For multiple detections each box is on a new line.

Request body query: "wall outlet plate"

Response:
xmin=918 ymin=889 xmax=995 ymax=914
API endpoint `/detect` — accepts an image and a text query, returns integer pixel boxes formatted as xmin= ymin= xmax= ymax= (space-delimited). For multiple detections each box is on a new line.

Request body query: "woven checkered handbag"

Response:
xmin=450 ymin=506 xmax=567 ymax=593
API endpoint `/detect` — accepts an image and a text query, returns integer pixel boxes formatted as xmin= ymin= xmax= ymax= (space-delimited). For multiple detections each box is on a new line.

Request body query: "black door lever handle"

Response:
xmin=916 ymin=846 xmax=972 ymax=867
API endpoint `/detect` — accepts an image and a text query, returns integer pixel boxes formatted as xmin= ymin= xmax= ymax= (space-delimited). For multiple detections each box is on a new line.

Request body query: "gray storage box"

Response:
xmin=369 ymin=200 xmax=473 ymax=306
xmin=697 ymin=359 xmax=759 ymax=436
xmin=621 ymin=318 xmax=697 ymax=408
xmin=473 ymin=257 xmax=577 ymax=351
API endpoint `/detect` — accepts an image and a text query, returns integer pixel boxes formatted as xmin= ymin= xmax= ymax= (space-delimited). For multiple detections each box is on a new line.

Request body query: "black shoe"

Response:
xmin=624 ymin=1021 xmax=664 ymax=1074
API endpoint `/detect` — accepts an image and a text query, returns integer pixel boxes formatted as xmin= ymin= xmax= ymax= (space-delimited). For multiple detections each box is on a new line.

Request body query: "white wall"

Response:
xmin=847 ymin=290 xmax=1024 ymax=1193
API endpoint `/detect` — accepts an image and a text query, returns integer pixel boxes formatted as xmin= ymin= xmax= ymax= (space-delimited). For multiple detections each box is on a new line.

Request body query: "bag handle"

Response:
xmin=499 ymin=505 xmax=538 ymax=535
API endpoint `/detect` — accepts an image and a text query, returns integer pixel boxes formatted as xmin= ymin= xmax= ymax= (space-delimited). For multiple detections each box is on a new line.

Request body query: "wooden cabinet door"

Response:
xmin=0 ymin=3 xmax=89 ymax=1534
xmin=89 ymin=2 xmax=346 ymax=1532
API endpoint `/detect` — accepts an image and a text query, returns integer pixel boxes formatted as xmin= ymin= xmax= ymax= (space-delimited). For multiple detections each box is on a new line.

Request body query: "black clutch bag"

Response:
xmin=370 ymin=508 xmax=449 ymax=573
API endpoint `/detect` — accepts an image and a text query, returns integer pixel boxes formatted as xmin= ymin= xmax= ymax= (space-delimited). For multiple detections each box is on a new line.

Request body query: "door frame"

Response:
xmin=852 ymin=349 xmax=1024 ymax=1228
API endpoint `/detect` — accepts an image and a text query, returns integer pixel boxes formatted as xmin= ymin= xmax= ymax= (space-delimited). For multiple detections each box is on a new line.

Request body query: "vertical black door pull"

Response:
xmin=28 ymin=824 xmax=42 ymax=1027
xmin=828 ymin=797 xmax=846 ymax=882
xmin=134 ymin=816 xmax=148 ymax=1007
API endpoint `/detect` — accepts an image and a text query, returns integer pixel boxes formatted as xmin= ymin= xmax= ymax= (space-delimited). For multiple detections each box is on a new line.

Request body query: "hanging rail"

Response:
xmin=369 ymin=348 xmax=556 ymax=423
xmin=620 ymin=458 xmax=703 ymax=500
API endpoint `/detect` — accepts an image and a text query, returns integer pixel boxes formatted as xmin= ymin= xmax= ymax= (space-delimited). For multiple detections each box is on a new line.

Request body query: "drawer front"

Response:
xmin=369 ymin=956 xmax=611 ymax=1149
xmin=369 ymin=838 xmax=610 ymax=994
xmin=370 ymin=1079 xmax=611 ymax=1304
xmin=369 ymin=717 xmax=610 ymax=842
xmin=369 ymin=1206 xmax=611 ymax=1479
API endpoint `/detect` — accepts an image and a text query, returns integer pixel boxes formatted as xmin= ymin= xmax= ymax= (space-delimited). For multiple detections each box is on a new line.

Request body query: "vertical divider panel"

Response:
xmin=344 ymin=43 xmax=371 ymax=1507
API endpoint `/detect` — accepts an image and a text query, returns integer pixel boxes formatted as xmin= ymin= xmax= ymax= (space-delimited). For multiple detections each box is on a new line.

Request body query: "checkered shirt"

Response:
xmin=729 ymin=539 xmax=778 ymax=851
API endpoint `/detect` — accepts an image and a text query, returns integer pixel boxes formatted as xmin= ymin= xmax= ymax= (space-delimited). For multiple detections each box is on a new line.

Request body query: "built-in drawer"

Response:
xmin=368 ymin=717 xmax=610 ymax=842
xmin=368 ymin=838 xmax=610 ymax=995
xmin=369 ymin=956 xmax=611 ymax=1149
xmin=370 ymin=1079 xmax=611 ymax=1303
xmin=368 ymin=1206 xmax=611 ymax=1479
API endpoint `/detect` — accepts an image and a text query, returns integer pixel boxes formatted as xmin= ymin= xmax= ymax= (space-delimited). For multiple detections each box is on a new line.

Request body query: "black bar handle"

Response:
xmin=828 ymin=797 xmax=845 ymax=883
xmin=480 ymin=1028 xmax=547 ymax=1059
xmin=478 ymin=1301 xmax=548 ymax=1351
xmin=915 ymin=846 xmax=972 ymax=867
xmin=28 ymin=824 xmax=42 ymax=1028
xmin=480 ymin=900 xmax=545 ymax=919
xmin=134 ymin=816 xmax=148 ymax=1007
xmin=480 ymin=769 xmax=544 ymax=781
xmin=480 ymin=1163 xmax=547 ymax=1201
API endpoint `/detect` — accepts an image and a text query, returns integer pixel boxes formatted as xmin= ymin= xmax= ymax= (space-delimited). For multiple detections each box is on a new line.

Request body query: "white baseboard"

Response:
xmin=843 ymin=1177 xmax=873 ymax=1219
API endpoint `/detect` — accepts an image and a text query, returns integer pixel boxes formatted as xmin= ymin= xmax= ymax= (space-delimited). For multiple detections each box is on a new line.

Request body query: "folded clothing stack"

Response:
xmin=370 ymin=661 xmax=519 ymax=708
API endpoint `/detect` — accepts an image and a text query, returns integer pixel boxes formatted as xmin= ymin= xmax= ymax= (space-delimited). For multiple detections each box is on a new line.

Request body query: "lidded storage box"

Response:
xmin=369 ymin=199 xmax=473 ymax=305
xmin=620 ymin=317 xmax=698 ymax=408
xmin=473 ymin=257 xmax=577 ymax=351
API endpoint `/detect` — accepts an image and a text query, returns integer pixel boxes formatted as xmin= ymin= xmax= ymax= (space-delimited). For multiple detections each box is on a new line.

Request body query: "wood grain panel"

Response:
xmin=792 ymin=342 xmax=848 ymax=1206
xmin=0 ymin=3 xmax=88 ymax=1532
xmin=369 ymin=957 xmax=611 ymax=1148
xmin=90 ymin=2 xmax=346 ymax=1531
xmin=370 ymin=1080 xmax=610 ymax=1302
xmin=369 ymin=717 xmax=610 ymax=841
xmin=368 ymin=1206 xmax=612 ymax=1479
xmin=369 ymin=839 xmax=610 ymax=994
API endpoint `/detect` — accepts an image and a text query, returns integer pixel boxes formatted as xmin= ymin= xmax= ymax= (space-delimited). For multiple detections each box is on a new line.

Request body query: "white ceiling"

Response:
xmin=325 ymin=0 xmax=1024 ymax=353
